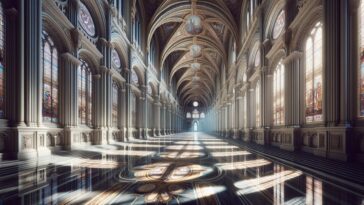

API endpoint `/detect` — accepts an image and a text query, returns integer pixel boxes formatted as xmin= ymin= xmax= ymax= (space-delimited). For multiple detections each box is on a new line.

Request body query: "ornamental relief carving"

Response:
xmin=329 ymin=134 xmax=342 ymax=151
xmin=23 ymin=135 xmax=34 ymax=149
xmin=297 ymin=0 xmax=307 ymax=11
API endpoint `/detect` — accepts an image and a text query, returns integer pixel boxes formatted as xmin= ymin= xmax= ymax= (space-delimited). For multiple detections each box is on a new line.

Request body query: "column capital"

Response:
xmin=283 ymin=51 xmax=303 ymax=65
xmin=61 ymin=53 xmax=81 ymax=66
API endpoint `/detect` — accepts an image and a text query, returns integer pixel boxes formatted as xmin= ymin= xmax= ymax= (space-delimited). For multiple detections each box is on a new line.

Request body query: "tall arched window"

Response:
xmin=78 ymin=60 xmax=92 ymax=126
xmin=359 ymin=0 xmax=364 ymax=116
xmin=112 ymin=82 xmax=119 ymax=127
xmin=273 ymin=60 xmax=285 ymax=125
xmin=42 ymin=32 xmax=59 ymax=123
xmin=305 ymin=22 xmax=323 ymax=123
xmin=0 ymin=2 xmax=5 ymax=119
xmin=256 ymin=81 xmax=261 ymax=127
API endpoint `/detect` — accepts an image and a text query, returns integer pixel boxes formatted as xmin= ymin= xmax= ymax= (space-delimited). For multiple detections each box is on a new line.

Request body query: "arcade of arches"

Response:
xmin=0 ymin=0 xmax=363 ymax=204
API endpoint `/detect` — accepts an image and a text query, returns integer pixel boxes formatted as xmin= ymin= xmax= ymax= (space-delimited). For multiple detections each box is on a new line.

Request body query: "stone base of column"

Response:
xmin=269 ymin=127 xmax=301 ymax=151
xmin=3 ymin=127 xmax=52 ymax=160
xmin=93 ymin=128 xmax=109 ymax=145
xmin=252 ymin=128 xmax=270 ymax=145
xmin=128 ymin=128 xmax=137 ymax=141
xmin=224 ymin=129 xmax=229 ymax=138
xmin=301 ymin=126 xmax=352 ymax=161
xmin=232 ymin=129 xmax=239 ymax=139
xmin=241 ymin=129 xmax=251 ymax=142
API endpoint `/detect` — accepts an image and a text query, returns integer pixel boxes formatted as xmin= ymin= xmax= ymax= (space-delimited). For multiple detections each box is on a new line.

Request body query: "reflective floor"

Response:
xmin=0 ymin=133 xmax=363 ymax=204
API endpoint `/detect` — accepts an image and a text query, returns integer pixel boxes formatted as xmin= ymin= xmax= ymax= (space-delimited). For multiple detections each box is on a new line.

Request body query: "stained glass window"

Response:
xmin=359 ymin=1 xmax=364 ymax=116
xmin=305 ymin=22 xmax=323 ymax=123
xmin=42 ymin=32 xmax=58 ymax=123
xmin=78 ymin=2 xmax=96 ymax=36
xmin=112 ymin=49 xmax=121 ymax=71
xmin=192 ymin=109 xmax=199 ymax=119
xmin=78 ymin=60 xmax=92 ymax=125
xmin=272 ymin=10 xmax=285 ymax=40
xmin=112 ymin=82 xmax=119 ymax=127
xmin=186 ymin=112 xmax=191 ymax=118
xmin=256 ymin=81 xmax=261 ymax=127
xmin=273 ymin=60 xmax=285 ymax=125
xmin=0 ymin=2 xmax=5 ymax=119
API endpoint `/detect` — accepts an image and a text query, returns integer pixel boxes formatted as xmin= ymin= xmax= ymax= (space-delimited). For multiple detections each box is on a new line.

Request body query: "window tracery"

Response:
xmin=78 ymin=60 xmax=93 ymax=126
xmin=78 ymin=2 xmax=96 ymax=37
xmin=272 ymin=10 xmax=285 ymax=40
xmin=273 ymin=60 xmax=285 ymax=125
xmin=42 ymin=32 xmax=58 ymax=123
xmin=305 ymin=22 xmax=323 ymax=122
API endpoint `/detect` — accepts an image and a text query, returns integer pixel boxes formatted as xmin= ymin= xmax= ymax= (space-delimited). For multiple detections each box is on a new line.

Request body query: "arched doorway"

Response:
xmin=193 ymin=121 xmax=198 ymax=132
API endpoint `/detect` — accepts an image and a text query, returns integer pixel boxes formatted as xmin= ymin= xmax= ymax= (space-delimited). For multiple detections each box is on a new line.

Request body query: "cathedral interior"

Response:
xmin=0 ymin=0 xmax=364 ymax=204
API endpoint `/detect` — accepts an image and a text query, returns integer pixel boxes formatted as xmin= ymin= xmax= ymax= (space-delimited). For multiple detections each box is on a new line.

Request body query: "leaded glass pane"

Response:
xmin=305 ymin=22 xmax=323 ymax=122
xmin=42 ymin=33 xmax=59 ymax=123
xmin=273 ymin=60 xmax=285 ymax=125
xmin=78 ymin=60 xmax=92 ymax=126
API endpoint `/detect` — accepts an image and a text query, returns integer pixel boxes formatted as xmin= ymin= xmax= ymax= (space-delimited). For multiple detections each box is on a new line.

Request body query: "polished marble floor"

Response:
xmin=0 ymin=133 xmax=363 ymax=204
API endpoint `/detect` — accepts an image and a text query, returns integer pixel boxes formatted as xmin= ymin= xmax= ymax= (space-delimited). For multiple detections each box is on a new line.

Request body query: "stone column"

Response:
xmin=94 ymin=67 xmax=112 ymax=145
xmin=16 ymin=0 xmax=52 ymax=159
xmin=120 ymin=84 xmax=127 ymax=140
xmin=154 ymin=98 xmax=161 ymax=136
xmin=5 ymin=7 xmax=24 ymax=127
xmin=60 ymin=54 xmax=80 ymax=127
xmin=322 ymin=0 xmax=352 ymax=160
xmin=167 ymin=104 xmax=171 ymax=134
xmin=138 ymin=85 xmax=146 ymax=139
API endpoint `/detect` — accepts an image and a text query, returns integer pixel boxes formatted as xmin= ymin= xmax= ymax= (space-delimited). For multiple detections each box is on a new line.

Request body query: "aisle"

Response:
xmin=0 ymin=133 xmax=363 ymax=204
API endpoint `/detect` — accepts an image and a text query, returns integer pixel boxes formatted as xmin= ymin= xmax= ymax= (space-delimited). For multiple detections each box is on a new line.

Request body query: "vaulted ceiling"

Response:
xmin=144 ymin=0 xmax=242 ymax=107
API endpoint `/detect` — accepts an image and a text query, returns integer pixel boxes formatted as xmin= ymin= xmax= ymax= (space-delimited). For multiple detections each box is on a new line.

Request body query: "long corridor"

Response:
xmin=0 ymin=133 xmax=363 ymax=204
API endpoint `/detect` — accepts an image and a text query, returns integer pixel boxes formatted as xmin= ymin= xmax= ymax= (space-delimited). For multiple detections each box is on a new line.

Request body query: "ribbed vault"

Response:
xmin=147 ymin=0 xmax=240 ymax=107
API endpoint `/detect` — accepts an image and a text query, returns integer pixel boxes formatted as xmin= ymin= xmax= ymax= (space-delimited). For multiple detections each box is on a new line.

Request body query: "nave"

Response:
xmin=0 ymin=133 xmax=362 ymax=205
